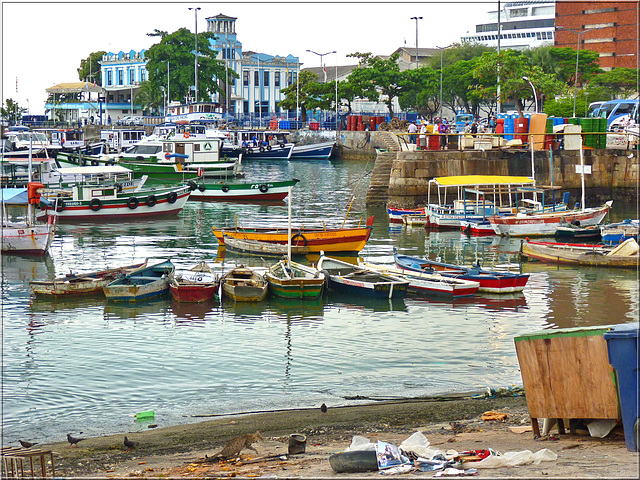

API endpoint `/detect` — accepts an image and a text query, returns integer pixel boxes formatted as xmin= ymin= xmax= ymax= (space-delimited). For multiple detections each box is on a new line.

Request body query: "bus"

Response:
xmin=590 ymin=99 xmax=639 ymax=131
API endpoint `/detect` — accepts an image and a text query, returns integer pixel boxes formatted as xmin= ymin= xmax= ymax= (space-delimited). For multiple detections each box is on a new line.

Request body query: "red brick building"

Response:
xmin=555 ymin=1 xmax=639 ymax=70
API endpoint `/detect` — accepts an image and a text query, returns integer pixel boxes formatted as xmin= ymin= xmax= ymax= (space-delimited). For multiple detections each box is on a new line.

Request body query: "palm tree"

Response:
xmin=134 ymin=81 xmax=164 ymax=116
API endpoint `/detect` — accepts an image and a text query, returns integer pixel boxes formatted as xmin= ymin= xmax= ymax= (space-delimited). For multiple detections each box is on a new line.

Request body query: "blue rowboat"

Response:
xmin=103 ymin=260 xmax=174 ymax=302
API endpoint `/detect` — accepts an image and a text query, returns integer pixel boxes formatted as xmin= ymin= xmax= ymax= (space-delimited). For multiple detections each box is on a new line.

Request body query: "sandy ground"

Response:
xmin=10 ymin=394 xmax=639 ymax=479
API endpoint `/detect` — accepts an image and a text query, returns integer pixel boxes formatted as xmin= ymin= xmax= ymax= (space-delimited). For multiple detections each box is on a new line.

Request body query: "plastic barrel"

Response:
xmin=514 ymin=117 xmax=529 ymax=143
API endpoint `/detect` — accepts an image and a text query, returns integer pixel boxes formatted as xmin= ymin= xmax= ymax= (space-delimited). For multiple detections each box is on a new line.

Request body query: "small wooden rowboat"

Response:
xmin=317 ymin=254 xmax=409 ymax=299
xmin=29 ymin=260 xmax=148 ymax=296
xmin=220 ymin=266 xmax=268 ymax=302
xmin=520 ymin=238 xmax=639 ymax=269
xmin=103 ymin=260 xmax=174 ymax=302
xmin=170 ymin=261 xmax=220 ymax=303
xmin=264 ymin=259 xmax=325 ymax=299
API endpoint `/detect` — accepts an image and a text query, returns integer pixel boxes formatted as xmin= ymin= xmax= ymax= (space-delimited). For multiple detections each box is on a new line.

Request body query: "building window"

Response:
xmin=129 ymin=69 xmax=135 ymax=84
xmin=107 ymin=70 xmax=113 ymax=86
xmin=243 ymin=71 xmax=249 ymax=86
xmin=275 ymin=71 xmax=280 ymax=87
xmin=254 ymin=70 xmax=259 ymax=85
xmin=117 ymin=69 xmax=124 ymax=86
xmin=263 ymin=71 xmax=269 ymax=87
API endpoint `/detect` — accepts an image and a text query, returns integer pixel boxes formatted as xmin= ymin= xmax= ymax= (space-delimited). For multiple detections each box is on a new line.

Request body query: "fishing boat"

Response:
xmin=170 ymin=261 xmax=220 ymax=303
xmin=227 ymin=129 xmax=294 ymax=160
xmin=402 ymin=214 xmax=429 ymax=226
xmin=554 ymin=222 xmax=602 ymax=242
xmin=212 ymin=216 xmax=375 ymax=253
xmin=393 ymin=251 xmax=529 ymax=294
xmin=520 ymin=238 xmax=639 ymax=269
xmin=290 ymin=141 xmax=335 ymax=160
xmin=264 ymin=259 xmax=325 ymax=299
xmin=460 ymin=219 xmax=497 ymax=236
xmin=317 ymin=254 xmax=409 ymax=299
xmin=2 ymin=184 xmax=56 ymax=256
xmin=30 ymin=260 xmax=148 ymax=296
xmin=362 ymin=263 xmax=480 ymax=298
xmin=37 ymin=182 xmax=191 ymax=222
xmin=103 ymin=259 xmax=174 ymax=302
xmin=186 ymin=178 xmax=299 ymax=202
xmin=223 ymin=234 xmax=310 ymax=257
xmin=387 ymin=206 xmax=425 ymax=224
xmin=600 ymin=219 xmax=639 ymax=244
xmin=220 ymin=266 xmax=268 ymax=302
xmin=489 ymin=201 xmax=613 ymax=237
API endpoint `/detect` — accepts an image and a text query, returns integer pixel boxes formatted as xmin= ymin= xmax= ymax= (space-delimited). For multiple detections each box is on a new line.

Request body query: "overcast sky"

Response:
xmin=2 ymin=1 xmax=492 ymax=115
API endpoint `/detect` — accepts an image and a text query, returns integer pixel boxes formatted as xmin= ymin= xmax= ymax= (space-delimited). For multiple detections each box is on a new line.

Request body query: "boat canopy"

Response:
xmin=429 ymin=175 xmax=534 ymax=187
xmin=1 ymin=188 xmax=53 ymax=206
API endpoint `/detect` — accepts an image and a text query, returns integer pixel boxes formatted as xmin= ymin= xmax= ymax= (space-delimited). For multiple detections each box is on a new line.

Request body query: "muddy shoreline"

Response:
xmin=17 ymin=393 xmax=639 ymax=478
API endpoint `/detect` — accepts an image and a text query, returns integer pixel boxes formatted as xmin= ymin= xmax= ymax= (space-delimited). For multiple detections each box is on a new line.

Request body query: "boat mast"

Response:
xmin=579 ymin=142 xmax=585 ymax=211
xmin=287 ymin=186 xmax=292 ymax=268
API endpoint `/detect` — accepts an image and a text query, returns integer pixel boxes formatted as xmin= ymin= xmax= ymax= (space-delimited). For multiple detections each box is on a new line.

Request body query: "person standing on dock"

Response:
xmin=408 ymin=121 xmax=417 ymax=144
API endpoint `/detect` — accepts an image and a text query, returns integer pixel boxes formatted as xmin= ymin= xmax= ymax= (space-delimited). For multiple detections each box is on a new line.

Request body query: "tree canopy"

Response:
xmin=78 ymin=51 xmax=106 ymax=85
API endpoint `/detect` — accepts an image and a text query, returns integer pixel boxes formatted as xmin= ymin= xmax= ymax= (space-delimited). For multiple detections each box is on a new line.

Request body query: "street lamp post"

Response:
xmin=307 ymin=50 xmax=336 ymax=125
xmin=556 ymin=26 xmax=594 ymax=118
xmin=335 ymin=51 xmax=338 ymax=131
xmin=411 ymin=17 xmax=422 ymax=69
xmin=522 ymin=76 xmax=538 ymax=113
xmin=188 ymin=6 xmax=201 ymax=104
xmin=436 ymin=46 xmax=445 ymax=119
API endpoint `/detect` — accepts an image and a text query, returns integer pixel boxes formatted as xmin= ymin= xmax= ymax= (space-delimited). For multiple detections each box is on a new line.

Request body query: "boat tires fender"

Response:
xmin=221 ymin=185 xmax=230 ymax=192
xmin=246 ymin=147 xmax=252 ymax=154
xmin=259 ymin=146 xmax=265 ymax=153
xmin=89 ymin=198 xmax=102 ymax=211
xmin=167 ymin=192 xmax=178 ymax=204
xmin=56 ymin=199 xmax=65 ymax=212
xmin=280 ymin=143 xmax=285 ymax=149
xmin=291 ymin=233 xmax=307 ymax=246
xmin=187 ymin=180 xmax=198 ymax=191
xmin=266 ymin=145 xmax=272 ymax=151
xmin=259 ymin=184 xmax=269 ymax=193
xmin=127 ymin=197 xmax=139 ymax=209
xmin=146 ymin=194 xmax=157 ymax=207
xmin=198 ymin=184 xmax=206 ymax=192
xmin=91 ymin=159 xmax=99 ymax=166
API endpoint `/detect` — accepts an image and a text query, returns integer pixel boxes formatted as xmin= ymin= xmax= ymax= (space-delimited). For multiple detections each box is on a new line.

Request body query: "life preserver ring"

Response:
xmin=266 ymin=145 xmax=272 ymax=151
xmin=56 ymin=199 xmax=65 ymax=212
xmin=89 ymin=198 xmax=102 ymax=211
xmin=198 ymin=184 xmax=206 ymax=192
xmin=259 ymin=184 xmax=269 ymax=193
xmin=91 ymin=159 xmax=99 ymax=166
xmin=268 ymin=135 xmax=273 ymax=140
xmin=221 ymin=185 xmax=230 ymax=192
xmin=127 ymin=197 xmax=139 ymax=209
xmin=187 ymin=180 xmax=198 ymax=191
xmin=165 ymin=152 xmax=171 ymax=160
xmin=184 ymin=132 xmax=190 ymax=138
xmin=167 ymin=191 xmax=178 ymax=204
xmin=146 ymin=194 xmax=157 ymax=207
xmin=291 ymin=233 xmax=308 ymax=246
xmin=259 ymin=146 xmax=265 ymax=153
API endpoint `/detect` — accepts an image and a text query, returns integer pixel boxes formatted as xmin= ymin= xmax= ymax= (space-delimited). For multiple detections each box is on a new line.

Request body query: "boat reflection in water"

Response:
xmin=407 ymin=292 xmax=527 ymax=311
xmin=103 ymin=297 xmax=172 ymax=321
xmin=2 ymin=252 xmax=55 ymax=283
xmin=325 ymin=290 xmax=408 ymax=313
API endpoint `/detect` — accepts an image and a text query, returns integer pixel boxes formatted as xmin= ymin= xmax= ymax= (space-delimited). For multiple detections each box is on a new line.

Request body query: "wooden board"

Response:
xmin=514 ymin=328 xmax=620 ymax=420
xmin=529 ymin=113 xmax=548 ymax=151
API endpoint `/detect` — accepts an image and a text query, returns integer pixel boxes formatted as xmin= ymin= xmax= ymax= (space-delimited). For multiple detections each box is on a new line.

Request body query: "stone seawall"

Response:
xmin=335 ymin=131 xmax=639 ymax=208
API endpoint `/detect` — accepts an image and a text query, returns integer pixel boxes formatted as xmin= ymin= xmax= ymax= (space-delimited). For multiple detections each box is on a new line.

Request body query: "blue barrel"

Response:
xmin=603 ymin=322 xmax=639 ymax=451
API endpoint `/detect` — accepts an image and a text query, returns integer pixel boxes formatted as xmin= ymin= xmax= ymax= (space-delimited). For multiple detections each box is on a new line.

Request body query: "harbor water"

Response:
xmin=2 ymin=158 xmax=638 ymax=444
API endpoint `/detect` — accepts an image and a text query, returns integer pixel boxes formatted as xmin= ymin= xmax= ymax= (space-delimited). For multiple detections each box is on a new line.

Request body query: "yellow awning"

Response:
xmin=431 ymin=175 xmax=534 ymax=187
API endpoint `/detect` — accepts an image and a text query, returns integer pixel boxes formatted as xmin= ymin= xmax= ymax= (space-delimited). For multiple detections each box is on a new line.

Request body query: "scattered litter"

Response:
xmin=399 ymin=431 xmax=443 ymax=459
xmin=586 ymin=419 xmax=618 ymax=438
xmin=435 ymin=467 xmax=478 ymax=476
xmin=472 ymin=386 xmax=524 ymax=399
xmin=481 ymin=411 xmax=508 ymax=422
xmin=376 ymin=440 xmax=410 ymax=470
xmin=134 ymin=410 xmax=155 ymax=422
xmin=509 ymin=425 xmax=533 ymax=434
xmin=346 ymin=435 xmax=376 ymax=451
xmin=464 ymin=448 xmax=557 ymax=469
xmin=380 ymin=464 xmax=413 ymax=475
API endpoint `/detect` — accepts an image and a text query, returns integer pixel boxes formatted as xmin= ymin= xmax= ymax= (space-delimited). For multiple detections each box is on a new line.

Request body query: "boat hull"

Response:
xmin=1 ymin=222 xmax=55 ymax=256
xmin=188 ymin=179 xmax=298 ymax=202
xmin=521 ymin=239 xmax=639 ymax=268
xmin=170 ymin=283 xmax=218 ymax=302
xmin=489 ymin=202 xmax=612 ymax=237
xmin=388 ymin=206 xmax=425 ymax=224
xmin=242 ymin=144 xmax=293 ymax=160
xmin=223 ymin=235 xmax=310 ymax=257
xmin=290 ymin=141 xmax=335 ymax=159
xmin=213 ymin=216 xmax=375 ymax=253
xmin=103 ymin=260 xmax=174 ymax=302
xmin=265 ymin=261 xmax=325 ymax=299
xmin=221 ymin=268 xmax=268 ymax=302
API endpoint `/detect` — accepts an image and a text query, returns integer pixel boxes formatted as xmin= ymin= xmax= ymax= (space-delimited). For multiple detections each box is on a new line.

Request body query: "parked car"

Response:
xmin=117 ymin=116 xmax=132 ymax=126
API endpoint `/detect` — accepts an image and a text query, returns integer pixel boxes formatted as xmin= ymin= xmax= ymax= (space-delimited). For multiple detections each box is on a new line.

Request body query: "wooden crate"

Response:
xmin=514 ymin=326 xmax=620 ymax=436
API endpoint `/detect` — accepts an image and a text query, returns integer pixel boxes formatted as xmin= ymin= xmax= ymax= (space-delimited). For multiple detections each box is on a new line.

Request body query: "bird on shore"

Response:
xmin=320 ymin=403 xmax=327 ymax=415
xmin=19 ymin=440 xmax=38 ymax=448
xmin=67 ymin=433 xmax=84 ymax=448
xmin=124 ymin=436 xmax=135 ymax=452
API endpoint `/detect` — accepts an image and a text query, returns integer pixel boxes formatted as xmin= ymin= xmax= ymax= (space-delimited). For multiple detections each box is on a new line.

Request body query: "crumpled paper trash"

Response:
xmin=462 ymin=448 xmax=557 ymax=469
xmin=345 ymin=435 xmax=376 ymax=451
xmin=481 ymin=411 xmax=509 ymax=421
xmin=399 ymin=431 xmax=444 ymax=459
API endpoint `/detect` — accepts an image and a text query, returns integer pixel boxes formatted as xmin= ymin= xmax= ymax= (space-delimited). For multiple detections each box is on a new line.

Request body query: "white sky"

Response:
xmin=1 ymin=1 xmax=492 ymax=115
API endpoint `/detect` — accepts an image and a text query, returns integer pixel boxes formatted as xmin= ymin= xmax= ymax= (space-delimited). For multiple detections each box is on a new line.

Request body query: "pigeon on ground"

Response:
xmin=67 ymin=433 xmax=84 ymax=448
xmin=320 ymin=403 xmax=327 ymax=415
xmin=124 ymin=436 xmax=135 ymax=452
xmin=19 ymin=440 xmax=38 ymax=448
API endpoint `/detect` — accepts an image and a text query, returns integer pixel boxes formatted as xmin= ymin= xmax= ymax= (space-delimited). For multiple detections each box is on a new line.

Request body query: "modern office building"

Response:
xmin=460 ymin=0 xmax=556 ymax=50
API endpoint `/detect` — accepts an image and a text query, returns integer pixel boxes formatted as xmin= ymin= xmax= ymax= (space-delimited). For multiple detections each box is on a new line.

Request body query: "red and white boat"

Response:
xmin=170 ymin=261 xmax=220 ymax=303
xmin=489 ymin=201 xmax=613 ymax=237
xmin=187 ymin=179 xmax=298 ymax=202
xmin=460 ymin=220 xmax=497 ymax=236
xmin=387 ymin=205 xmax=426 ymax=223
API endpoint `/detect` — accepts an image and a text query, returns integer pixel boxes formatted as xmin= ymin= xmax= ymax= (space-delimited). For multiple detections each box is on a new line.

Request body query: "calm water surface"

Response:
xmin=2 ymin=158 xmax=638 ymax=444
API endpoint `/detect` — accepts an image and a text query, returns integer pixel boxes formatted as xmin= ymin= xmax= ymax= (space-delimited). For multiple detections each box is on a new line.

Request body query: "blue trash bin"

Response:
xmin=603 ymin=322 xmax=639 ymax=451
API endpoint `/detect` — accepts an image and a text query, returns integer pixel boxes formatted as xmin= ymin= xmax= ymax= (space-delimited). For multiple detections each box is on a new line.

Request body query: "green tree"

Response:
xmin=78 ymin=51 xmax=106 ymax=84
xmin=145 ymin=28 xmax=234 ymax=104
xmin=1 ymin=98 xmax=25 ymax=123
xmin=279 ymin=70 xmax=323 ymax=122
xmin=347 ymin=52 xmax=404 ymax=117
xmin=546 ymin=47 xmax=603 ymax=85
xmin=397 ymin=67 xmax=440 ymax=119
xmin=444 ymin=58 xmax=484 ymax=117
xmin=134 ymin=80 xmax=165 ymax=116
xmin=588 ymin=68 xmax=639 ymax=99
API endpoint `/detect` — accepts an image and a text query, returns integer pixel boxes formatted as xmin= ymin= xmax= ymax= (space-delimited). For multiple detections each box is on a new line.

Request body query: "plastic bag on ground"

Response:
xmin=399 ymin=431 xmax=444 ymax=459
xmin=587 ymin=419 xmax=618 ymax=438
xmin=463 ymin=448 xmax=557 ymax=469
xmin=345 ymin=435 xmax=376 ymax=451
